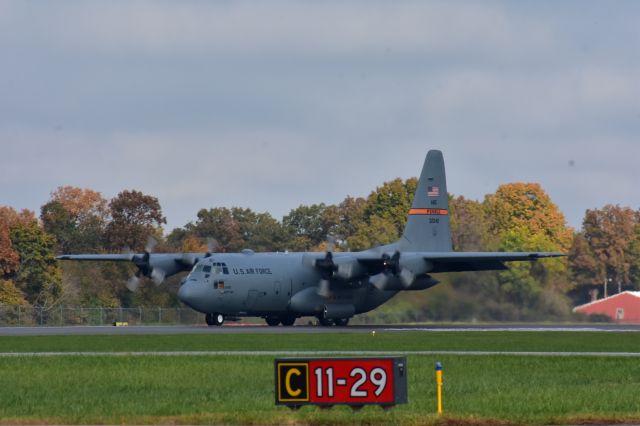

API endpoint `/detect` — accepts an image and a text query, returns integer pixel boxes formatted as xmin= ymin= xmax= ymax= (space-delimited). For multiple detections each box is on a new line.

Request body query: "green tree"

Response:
xmin=363 ymin=178 xmax=417 ymax=236
xmin=334 ymin=196 xmax=367 ymax=241
xmin=283 ymin=203 xmax=339 ymax=250
xmin=10 ymin=221 xmax=64 ymax=307
xmin=347 ymin=216 xmax=399 ymax=251
xmin=0 ymin=279 xmax=28 ymax=305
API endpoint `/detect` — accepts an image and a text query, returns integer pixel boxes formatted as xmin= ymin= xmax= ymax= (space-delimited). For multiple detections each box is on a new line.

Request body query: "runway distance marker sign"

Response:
xmin=275 ymin=357 xmax=407 ymax=409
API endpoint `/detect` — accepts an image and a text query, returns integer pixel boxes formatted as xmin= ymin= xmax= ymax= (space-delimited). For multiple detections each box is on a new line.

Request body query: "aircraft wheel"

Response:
xmin=334 ymin=318 xmax=350 ymax=327
xmin=205 ymin=313 xmax=214 ymax=326
xmin=206 ymin=313 xmax=224 ymax=326
xmin=318 ymin=316 xmax=334 ymax=327
xmin=265 ymin=316 xmax=281 ymax=326
xmin=280 ymin=316 xmax=296 ymax=326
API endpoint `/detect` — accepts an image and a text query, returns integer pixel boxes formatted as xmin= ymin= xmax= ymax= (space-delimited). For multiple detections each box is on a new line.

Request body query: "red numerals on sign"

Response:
xmin=308 ymin=359 xmax=395 ymax=404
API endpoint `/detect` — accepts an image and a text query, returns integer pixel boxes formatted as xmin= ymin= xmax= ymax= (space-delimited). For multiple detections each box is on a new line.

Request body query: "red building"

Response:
xmin=573 ymin=291 xmax=640 ymax=323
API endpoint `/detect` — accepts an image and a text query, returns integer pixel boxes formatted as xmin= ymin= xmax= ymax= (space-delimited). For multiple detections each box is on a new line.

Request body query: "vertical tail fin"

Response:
xmin=399 ymin=150 xmax=453 ymax=252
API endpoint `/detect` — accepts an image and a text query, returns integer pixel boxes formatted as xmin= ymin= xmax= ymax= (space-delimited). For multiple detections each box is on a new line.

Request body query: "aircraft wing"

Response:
xmin=56 ymin=252 xmax=204 ymax=284
xmin=422 ymin=251 xmax=565 ymax=273
xmin=351 ymin=250 xmax=564 ymax=275
xmin=57 ymin=254 xmax=135 ymax=261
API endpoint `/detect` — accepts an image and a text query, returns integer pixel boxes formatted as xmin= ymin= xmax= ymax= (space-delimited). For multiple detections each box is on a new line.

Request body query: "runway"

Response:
xmin=1 ymin=323 xmax=639 ymax=336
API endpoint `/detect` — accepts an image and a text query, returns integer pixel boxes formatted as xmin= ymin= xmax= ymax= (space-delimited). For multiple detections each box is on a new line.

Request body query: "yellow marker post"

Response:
xmin=435 ymin=362 xmax=443 ymax=415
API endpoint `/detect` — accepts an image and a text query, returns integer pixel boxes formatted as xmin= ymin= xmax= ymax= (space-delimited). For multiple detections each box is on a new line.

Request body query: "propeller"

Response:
xmin=314 ymin=251 xmax=337 ymax=297
xmin=302 ymin=235 xmax=339 ymax=297
xmin=205 ymin=237 xmax=219 ymax=257
xmin=370 ymin=251 xmax=415 ymax=291
xmin=125 ymin=236 xmax=167 ymax=291
xmin=126 ymin=273 xmax=141 ymax=292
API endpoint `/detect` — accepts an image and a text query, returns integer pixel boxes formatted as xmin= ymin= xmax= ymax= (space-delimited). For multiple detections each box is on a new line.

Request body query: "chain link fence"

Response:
xmin=0 ymin=305 xmax=208 ymax=327
xmin=0 ymin=305 xmax=412 ymax=327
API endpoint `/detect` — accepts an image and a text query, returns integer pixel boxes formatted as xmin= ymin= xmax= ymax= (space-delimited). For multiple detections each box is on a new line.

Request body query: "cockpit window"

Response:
xmin=192 ymin=264 xmax=204 ymax=273
xmin=203 ymin=265 xmax=212 ymax=273
xmin=213 ymin=262 xmax=228 ymax=274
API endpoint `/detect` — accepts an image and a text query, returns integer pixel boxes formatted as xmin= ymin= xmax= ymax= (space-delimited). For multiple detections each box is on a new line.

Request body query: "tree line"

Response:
xmin=1 ymin=180 xmax=638 ymax=321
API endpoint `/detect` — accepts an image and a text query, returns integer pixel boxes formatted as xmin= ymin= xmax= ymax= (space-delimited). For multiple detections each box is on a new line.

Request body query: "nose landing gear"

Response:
xmin=205 ymin=313 xmax=224 ymax=326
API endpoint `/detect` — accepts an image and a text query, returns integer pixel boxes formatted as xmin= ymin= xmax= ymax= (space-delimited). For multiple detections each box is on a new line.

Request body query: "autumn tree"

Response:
xmin=570 ymin=205 xmax=638 ymax=294
xmin=172 ymin=207 xmax=288 ymax=253
xmin=483 ymin=183 xmax=572 ymax=309
xmin=449 ymin=195 xmax=493 ymax=251
xmin=0 ymin=221 xmax=19 ymax=278
xmin=106 ymin=190 xmax=166 ymax=251
xmin=0 ymin=206 xmax=36 ymax=230
xmin=484 ymin=183 xmax=573 ymax=250
xmin=41 ymin=186 xmax=109 ymax=253
xmin=179 ymin=207 xmax=243 ymax=252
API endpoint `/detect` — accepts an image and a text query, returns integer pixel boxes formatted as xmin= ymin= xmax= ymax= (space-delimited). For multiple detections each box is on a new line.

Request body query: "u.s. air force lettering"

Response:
xmin=232 ymin=267 xmax=272 ymax=275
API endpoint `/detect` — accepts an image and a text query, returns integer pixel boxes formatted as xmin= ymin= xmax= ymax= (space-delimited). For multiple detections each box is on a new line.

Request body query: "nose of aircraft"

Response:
xmin=178 ymin=282 xmax=205 ymax=311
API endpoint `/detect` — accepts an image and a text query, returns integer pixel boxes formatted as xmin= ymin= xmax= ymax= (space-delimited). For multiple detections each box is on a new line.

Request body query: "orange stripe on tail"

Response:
xmin=409 ymin=208 xmax=449 ymax=215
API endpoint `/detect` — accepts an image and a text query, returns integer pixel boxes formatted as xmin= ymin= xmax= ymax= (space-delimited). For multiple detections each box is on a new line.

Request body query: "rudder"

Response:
xmin=399 ymin=150 xmax=453 ymax=252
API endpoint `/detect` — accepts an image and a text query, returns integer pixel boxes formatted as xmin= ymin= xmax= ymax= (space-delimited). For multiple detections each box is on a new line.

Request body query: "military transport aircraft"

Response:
xmin=57 ymin=150 xmax=564 ymax=326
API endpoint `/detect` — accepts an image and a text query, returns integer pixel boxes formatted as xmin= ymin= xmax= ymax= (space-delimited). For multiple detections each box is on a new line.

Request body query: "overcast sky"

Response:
xmin=1 ymin=1 xmax=639 ymax=232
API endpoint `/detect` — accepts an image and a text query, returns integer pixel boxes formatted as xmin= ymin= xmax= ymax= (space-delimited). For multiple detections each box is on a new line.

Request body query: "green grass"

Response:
xmin=1 ymin=332 xmax=640 ymax=425
xmin=0 ymin=330 xmax=639 ymax=353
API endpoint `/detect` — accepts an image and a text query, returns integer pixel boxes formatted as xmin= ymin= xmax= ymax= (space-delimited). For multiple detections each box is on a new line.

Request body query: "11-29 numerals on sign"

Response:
xmin=314 ymin=366 xmax=388 ymax=398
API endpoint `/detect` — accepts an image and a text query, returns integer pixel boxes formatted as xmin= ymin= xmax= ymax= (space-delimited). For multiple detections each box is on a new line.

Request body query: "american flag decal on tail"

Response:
xmin=427 ymin=186 xmax=440 ymax=197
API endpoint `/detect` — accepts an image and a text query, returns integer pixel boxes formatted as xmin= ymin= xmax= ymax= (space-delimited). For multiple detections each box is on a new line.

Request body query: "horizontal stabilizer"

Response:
xmin=424 ymin=251 xmax=565 ymax=273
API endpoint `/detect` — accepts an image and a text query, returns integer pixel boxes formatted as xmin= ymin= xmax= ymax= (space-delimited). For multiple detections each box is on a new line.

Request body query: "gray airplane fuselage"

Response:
xmin=177 ymin=251 xmax=403 ymax=319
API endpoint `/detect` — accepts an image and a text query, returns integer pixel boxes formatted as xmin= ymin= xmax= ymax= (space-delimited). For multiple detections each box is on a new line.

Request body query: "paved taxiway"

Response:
xmin=1 ymin=323 xmax=639 ymax=336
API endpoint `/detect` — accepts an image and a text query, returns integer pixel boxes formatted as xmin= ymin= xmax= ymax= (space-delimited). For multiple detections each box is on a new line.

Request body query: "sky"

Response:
xmin=1 ymin=1 xmax=639 ymax=232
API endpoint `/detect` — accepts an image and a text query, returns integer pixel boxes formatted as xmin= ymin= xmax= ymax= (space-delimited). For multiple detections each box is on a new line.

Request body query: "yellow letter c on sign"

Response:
xmin=285 ymin=368 xmax=302 ymax=397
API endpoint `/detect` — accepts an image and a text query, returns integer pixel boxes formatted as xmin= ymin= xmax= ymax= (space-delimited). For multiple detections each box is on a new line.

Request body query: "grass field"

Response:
xmin=1 ymin=331 xmax=640 ymax=425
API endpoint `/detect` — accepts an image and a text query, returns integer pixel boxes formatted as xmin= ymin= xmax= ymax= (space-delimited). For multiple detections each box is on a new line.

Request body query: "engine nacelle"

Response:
xmin=289 ymin=287 xmax=325 ymax=315
xmin=334 ymin=256 xmax=367 ymax=281
xmin=405 ymin=274 xmax=439 ymax=291
xmin=323 ymin=303 xmax=356 ymax=319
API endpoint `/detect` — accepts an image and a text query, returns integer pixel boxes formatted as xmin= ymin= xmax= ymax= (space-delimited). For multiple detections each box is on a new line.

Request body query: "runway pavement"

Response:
xmin=1 ymin=323 xmax=639 ymax=336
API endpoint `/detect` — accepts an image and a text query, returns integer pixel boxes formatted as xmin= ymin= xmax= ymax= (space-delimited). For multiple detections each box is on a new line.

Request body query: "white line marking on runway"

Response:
xmin=384 ymin=327 xmax=638 ymax=332
xmin=1 ymin=351 xmax=639 ymax=357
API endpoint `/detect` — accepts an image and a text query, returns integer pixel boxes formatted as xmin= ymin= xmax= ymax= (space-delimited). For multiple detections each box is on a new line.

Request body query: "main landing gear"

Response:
xmin=264 ymin=315 xmax=297 ymax=326
xmin=317 ymin=315 xmax=350 ymax=327
xmin=205 ymin=313 xmax=224 ymax=326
